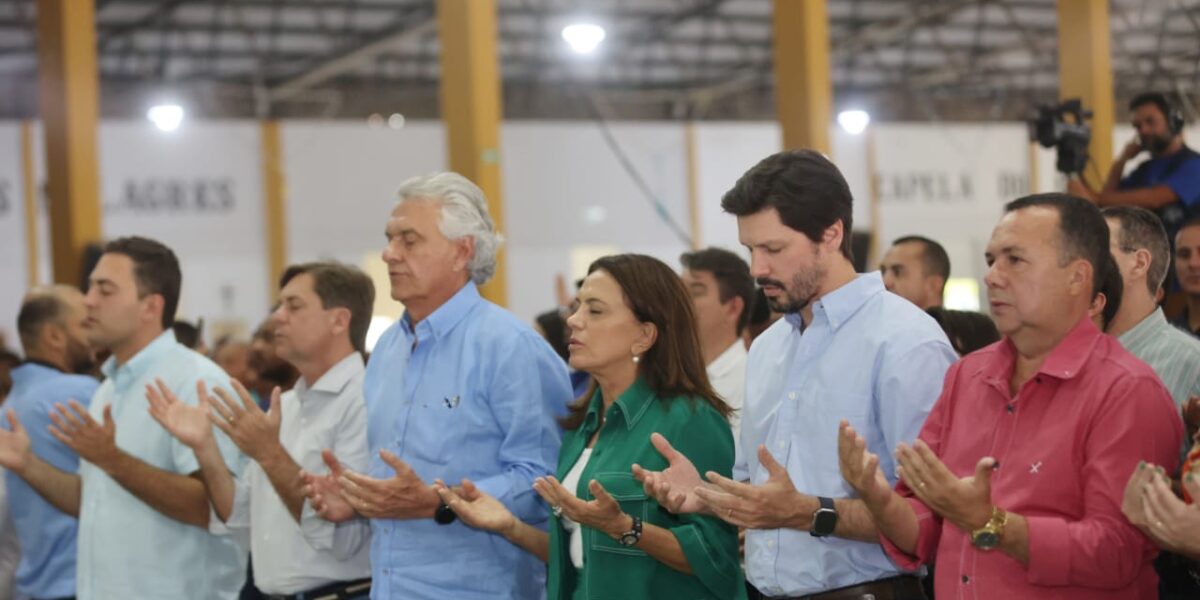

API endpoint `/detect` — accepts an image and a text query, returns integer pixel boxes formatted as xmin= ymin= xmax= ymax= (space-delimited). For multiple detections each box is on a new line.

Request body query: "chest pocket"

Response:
xmin=400 ymin=389 xmax=479 ymax=467
xmin=587 ymin=471 xmax=650 ymax=557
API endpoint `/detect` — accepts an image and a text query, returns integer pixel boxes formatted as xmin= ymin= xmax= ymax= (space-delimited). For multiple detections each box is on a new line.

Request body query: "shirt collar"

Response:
xmin=401 ymin=283 xmax=482 ymax=341
xmin=782 ymin=273 xmax=883 ymax=331
xmin=983 ymin=316 xmax=1101 ymax=384
xmin=584 ymin=376 xmax=657 ymax=431
xmin=293 ymin=351 xmax=365 ymax=397
xmin=1118 ymin=307 xmax=1170 ymax=347
xmin=101 ymin=329 xmax=177 ymax=380
xmin=707 ymin=340 xmax=746 ymax=378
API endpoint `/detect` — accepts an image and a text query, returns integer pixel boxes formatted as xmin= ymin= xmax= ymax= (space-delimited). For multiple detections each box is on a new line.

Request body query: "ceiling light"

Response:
xmin=147 ymin=104 xmax=184 ymax=132
xmin=562 ymin=23 xmax=606 ymax=54
xmin=837 ymin=109 xmax=870 ymax=135
xmin=388 ymin=113 xmax=406 ymax=129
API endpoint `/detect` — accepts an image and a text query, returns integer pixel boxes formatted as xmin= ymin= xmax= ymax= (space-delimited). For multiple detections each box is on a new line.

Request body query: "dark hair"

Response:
xmin=103 ymin=237 xmax=182 ymax=330
xmin=0 ymin=348 xmax=21 ymax=403
xmin=925 ymin=307 xmax=1000 ymax=356
xmin=535 ymin=309 xmax=570 ymax=362
xmin=561 ymin=254 xmax=729 ymax=430
xmin=892 ymin=235 xmax=951 ymax=280
xmin=1178 ymin=216 xmax=1200 ymax=239
xmin=1129 ymin=92 xmax=1173 ymax=121
xmin=1098 ymin=252 xmax=1124 ymax=330
xmin=1101 ymin=206 xmax=1171 ymax=296
xmin=172 ymin=319 xmax=203 ymax=350
xmin=1004 ymin=193 xmax=1110 ymax=297
xmin=680 ymin=247 xmax=755 ymax=333
xmin=748 ymin=288 xmax=772 ymax=326
xmin=17 ymin=290 xmax=70 ymax=353
xmin=280 ymin=262 xmax=376 ymax=355
xmin=721 ymin=149 xmax=855 ymax=262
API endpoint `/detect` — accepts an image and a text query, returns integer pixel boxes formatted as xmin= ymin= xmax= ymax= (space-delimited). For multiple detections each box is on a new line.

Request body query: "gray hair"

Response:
xmin=396 ymin=171 xmax=503 ymax=284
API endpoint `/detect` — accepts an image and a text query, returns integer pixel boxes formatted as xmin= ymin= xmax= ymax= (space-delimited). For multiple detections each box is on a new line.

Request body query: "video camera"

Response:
xmin=1028 ymin=99 xmax=1092 ymax=175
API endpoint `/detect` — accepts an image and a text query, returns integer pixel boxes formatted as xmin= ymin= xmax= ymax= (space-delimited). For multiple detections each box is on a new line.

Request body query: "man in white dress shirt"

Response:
xmin=680 ymin=247 xmax=754 ymax=435
xmin=148 ymin=261 xmax=374 ymax=599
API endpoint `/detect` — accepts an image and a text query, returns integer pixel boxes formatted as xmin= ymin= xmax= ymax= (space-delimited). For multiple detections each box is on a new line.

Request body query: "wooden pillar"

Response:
xmin=1056 ymin=0 xmax=1115 ymax=189
xmin=35 ymin=0 xmax=102 ymax=287
xmin=260 ymin=121 xmax=287 ymax=294
xmin=436 ymin=0 xmax=508 ymax=305
xmin=772 ymin=0 xmax=833 ymax=154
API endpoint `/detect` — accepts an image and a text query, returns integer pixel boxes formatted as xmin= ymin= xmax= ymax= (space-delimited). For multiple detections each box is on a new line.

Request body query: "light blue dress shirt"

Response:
xmin=4 ymin=362 xmax=98 ymax=599
xmin=77 ymin=331 xmax=246 ymax=599
xmin=363 ymin=283 xmax=572 ymax=600
xmin=738 ymin=273 xmax=957 ymax=597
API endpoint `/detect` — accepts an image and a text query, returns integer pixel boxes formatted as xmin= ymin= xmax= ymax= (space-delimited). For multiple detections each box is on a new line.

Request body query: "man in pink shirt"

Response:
xmin=839 ymin=193 xmax=1184 ymax=599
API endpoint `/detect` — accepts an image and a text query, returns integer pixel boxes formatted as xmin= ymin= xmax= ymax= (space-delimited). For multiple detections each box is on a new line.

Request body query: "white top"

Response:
xmin=0 ymin=473 xmax=19 ymax=600
xmin=707 ymin=340 xmax=747 ymax=438
xmin=214 ymin=352 xmax=372 ymax=594
xmin=560 ymin=448 xmax=593 ymax=569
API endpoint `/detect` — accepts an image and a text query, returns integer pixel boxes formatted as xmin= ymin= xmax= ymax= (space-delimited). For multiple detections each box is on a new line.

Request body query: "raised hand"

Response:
xmin=301 ymin=449 xmax=357 ymax=523
xmin=533 ymin=476 xmax=630 ymax=538
xmin=1139 ymin=465 xmax=1200 ymax=559
xmin=146 ymin=379 xmax=213 ymax=449
xmin=838 ymin=420 xmax=893 ymax=509
xmin=434 ymin=478 xmax=516 ymax=534
xmin=693 ymin=444 xmax=807 ymax=530
xmin=338 ymin=450 xmax=439 ymax=520
xmin=631 ymin=433 xmax=707 ymax=514
xmin=48 ymin=401 xmax=120 ymax=471
xmin=0 ymin=410 xmax=33 ymax=473
xmin=207 ymin=380 xmax=283 ymax=462
xmin=895 ymin=440 xmax=995 ymax=533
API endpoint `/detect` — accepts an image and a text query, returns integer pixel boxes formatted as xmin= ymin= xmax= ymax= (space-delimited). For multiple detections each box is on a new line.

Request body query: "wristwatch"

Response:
xmin=810 ymin=496 xmax=838 ymax=538
xmin=434 ymin=501 xmax=457 ymax=525
xmin=970 ymin=506 xmax=1008 ymax=550
xmin=618 ymin=515 xmax=643 ymax=547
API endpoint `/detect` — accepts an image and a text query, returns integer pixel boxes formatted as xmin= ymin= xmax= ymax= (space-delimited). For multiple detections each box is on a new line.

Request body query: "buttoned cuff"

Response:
xmin=880 ymin=496 xmax=940 ymax=571
xmin=299 ymin=497 xmax=335 ymax=552
xmin=1024 ymin=514 xmax=1071 ymax=586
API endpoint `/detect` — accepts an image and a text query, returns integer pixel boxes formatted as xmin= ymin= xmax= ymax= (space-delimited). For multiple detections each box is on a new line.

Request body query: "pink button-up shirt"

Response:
xmin=882 ymin=317 xmax=1184 ymax=599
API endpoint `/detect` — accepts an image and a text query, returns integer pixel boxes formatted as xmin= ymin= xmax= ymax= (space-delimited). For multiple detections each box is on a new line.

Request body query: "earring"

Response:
xmin=632 ymin=353 xmax=640 ymax=364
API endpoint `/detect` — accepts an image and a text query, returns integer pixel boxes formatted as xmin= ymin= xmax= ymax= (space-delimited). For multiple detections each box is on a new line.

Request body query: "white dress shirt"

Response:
xmin=706 ymin=340 xmax=747 ymax=438
xmin=219 ymin=352 xmax=372 ymax=595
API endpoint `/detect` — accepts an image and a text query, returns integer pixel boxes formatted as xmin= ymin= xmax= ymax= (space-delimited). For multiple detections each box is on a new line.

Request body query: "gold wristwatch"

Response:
xmin=969 ymin=506 xmax=1007 ymax=551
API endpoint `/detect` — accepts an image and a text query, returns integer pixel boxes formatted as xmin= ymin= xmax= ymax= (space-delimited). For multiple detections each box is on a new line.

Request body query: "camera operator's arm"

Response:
xmin=1101 ymin=139 xmax=1145 ymax=193
xmin=1069 ymin=140 xmax=1178 ymax=209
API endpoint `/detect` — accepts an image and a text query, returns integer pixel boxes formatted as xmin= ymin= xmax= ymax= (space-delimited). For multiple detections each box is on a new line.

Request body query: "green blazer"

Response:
xmin=546 ymin=377 xmax=746 ymax=600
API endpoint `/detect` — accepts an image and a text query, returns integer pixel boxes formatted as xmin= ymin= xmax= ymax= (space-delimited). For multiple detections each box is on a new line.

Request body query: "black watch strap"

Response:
xmin=810 ymin=496 xmax=838 ymax=538
xmin=434 ymin=501 xmax=457 ymax=525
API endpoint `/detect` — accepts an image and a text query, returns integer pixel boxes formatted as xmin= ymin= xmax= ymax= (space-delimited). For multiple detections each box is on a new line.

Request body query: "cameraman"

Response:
xmin=1069 ymin=93 xmax=1200 ymax=240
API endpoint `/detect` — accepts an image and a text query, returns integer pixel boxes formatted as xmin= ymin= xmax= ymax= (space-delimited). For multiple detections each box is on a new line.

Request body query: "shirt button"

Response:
xmin=766 ymin=540 xmax=775 ymax=548
xmin=962 ymin=575 xmax=970 ymax=584
xmin=788 ymin=392 xmax=797 ymax=400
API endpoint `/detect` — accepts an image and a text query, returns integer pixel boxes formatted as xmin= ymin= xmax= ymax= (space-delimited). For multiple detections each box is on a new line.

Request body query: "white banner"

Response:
xmin=873 ymin=124 xmax=1032 ymax=307
xmin=0 ymin=124 xmax=25 ymax=351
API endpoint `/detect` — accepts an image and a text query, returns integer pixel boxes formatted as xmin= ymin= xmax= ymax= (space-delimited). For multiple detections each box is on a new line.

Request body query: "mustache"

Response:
xmin=756 ymin=277 xmax=786 ymax=288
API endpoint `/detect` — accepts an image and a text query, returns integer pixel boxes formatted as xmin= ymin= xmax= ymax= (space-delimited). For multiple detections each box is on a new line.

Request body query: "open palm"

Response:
xmin=146 ymin=379 xmax=213 ymax=449
xmin=435 ymin=479 xmax=516 ymax=534
xmin=0 ymin=410 xmax=32 ymax=472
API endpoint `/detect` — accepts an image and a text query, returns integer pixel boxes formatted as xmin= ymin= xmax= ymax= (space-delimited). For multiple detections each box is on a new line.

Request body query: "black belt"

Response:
xmin=769 ymin=575 xmax=927 ymax=600
xmin=265 ymin=578 xmax=371 ymax=600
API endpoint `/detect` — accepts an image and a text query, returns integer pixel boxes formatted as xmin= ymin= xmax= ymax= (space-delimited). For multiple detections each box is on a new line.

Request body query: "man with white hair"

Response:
xmin=303 ymin=172 xmax=573 ymax=599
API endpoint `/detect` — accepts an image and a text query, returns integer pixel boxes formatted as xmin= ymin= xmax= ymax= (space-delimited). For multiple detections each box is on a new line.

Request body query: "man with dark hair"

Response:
xmin=1088 ymin=252 xmax=1124 ymax=332
xmin=841 ymin=193 xmax=1183 ymax=599
xmin=1069 ymin=92 xmax=1200 ymax=242
xmin=1101 ymin=207 xmax=1200 ymax=409
xmin=1175 ymin=218 xmax=1200 ymax=336
xmin=637 ymin=149 xmax=957 ymax=599
xmin=0 ymin=236 xmax=246 ymax=599
xmin=880 ymin=236 xmax=950 ymax=310
xmin=4 ymin=286 xmax=97 ymax=600
xmin=680 ymin=247 xmax=753 ymax=435
xmin=149 ymin=261 xmax=375 ymax=599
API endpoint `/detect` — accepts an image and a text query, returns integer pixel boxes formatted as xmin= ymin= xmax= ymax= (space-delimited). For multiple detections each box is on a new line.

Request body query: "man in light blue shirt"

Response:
xmin=635 ymin=150 xmax=957 ymax=599
xmin=0 ymin=237 xmax=245 ymax=599
xmin=5 ymin=285 xmax=98 ymax=600
xmin=304 ymin=172 xmax=571 ymax=600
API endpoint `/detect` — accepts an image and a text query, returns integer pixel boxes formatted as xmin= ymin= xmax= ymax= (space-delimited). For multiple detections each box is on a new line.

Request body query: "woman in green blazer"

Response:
xmin=436 ymin=254 xmax=745 ymax=600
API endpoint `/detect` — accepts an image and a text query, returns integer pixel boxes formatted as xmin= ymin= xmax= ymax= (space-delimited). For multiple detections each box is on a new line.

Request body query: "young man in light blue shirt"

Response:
xmin=4 ymin=285 xmax=98 ymax=600
xmin=0 ymin=237 xmax=245 ymax=599
xmin=635 ymin=150 xmax=957 ymax=599
xmin=303 ymin=172 xmax=572 ymax=600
